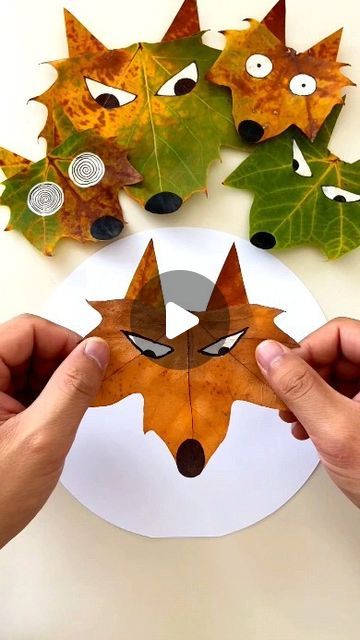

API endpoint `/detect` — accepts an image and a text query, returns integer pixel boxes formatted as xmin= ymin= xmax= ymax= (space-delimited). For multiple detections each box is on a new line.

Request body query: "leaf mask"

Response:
xmin=224 ymin=104 xmax=360 ymax=259
xmin=207 ymin=0 xmax=352 ymax=144
xmin=34 ymin=0 xmax=239 ymax=214
xmin=0 ymin=110 xmax=141 ymax=255
xmin=86 ymin=240 xmax=297 ymax=477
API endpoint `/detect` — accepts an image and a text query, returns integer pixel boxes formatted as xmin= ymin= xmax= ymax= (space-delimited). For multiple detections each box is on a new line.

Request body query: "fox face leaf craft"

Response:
xmin=225 ymin=104 xmax=360 ymax=259
xmin=207 ymin=0 xmax=352 ymax=144
xmin=34 ymin=0 xmax=239 ymax=213
xmin=86 ymin=240 xmax=297 ymax=477
xmin=0 ymin=110 xmax=141 ymax=254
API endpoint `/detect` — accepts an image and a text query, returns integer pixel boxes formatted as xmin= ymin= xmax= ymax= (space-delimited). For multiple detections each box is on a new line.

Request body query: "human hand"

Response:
xmin=256 ymin=318 xmax=360 ymax=508
xmin=0 ymin=315 xmax=109 ymax=548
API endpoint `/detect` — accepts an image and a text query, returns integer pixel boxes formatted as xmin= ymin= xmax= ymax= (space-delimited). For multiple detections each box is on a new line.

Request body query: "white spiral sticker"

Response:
xmin=27 ymin=182 xmax=64 ymax=217
xmin=68 ymin=152 xmax=105 ymax=188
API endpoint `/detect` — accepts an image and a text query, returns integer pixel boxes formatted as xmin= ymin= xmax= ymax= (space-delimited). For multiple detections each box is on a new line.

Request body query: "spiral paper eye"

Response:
xmin=68 ymin=153 xmax=105 ymax=188
xmin=27 ymin=182 xmax=64 ymax=216
xmin=245 ymin=54 xmax=273 ymax=79
xmin=289 ymin=74 xmax=317 ymax=96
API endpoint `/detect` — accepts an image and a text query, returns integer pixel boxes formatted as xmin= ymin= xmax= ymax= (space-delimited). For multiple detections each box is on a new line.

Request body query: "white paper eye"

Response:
xmin=69 ymin=153 xmax=105 ymax=188
xmin=200 ymin=329 xmax=248 ymax=357
xmin=125 ymin=332 xmax=173 ymax=359
xmin=245 ymin=54 xmax=273 ymax=79
xmin=322 ymin=186 xmax=360 ymax=203
xmin=27 ymin=182 xmax=64 ymax=216
xmin=85 ymin=77 xmax=137 ymax=109
xmin=292 ymin=140 xmax=312 ymax=177
xmin=289 ymin=74 xmax=317 ymax=96
xmin=156 ymin=62 xmax=199 ymax=96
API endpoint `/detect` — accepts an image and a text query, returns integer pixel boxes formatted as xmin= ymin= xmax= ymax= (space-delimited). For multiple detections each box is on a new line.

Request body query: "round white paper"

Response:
xmin=43 ymin=228 xmax=324 ymax=538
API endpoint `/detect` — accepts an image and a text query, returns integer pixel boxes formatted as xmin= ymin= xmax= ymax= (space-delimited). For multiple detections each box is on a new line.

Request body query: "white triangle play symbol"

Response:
xmin=165 ymin=302 xmax=199 ymax=340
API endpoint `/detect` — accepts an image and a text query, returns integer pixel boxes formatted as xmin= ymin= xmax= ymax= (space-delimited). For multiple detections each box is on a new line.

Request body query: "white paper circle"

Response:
xmin=43 ymin=228 xmax=324 ymax=538
xmin=246 ymin=53 xmax=273 ymax=78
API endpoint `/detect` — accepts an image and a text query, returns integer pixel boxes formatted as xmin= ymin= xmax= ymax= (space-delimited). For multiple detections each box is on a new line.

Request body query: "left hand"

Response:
xmin=0 ymin=314 xmax=109 ymax=548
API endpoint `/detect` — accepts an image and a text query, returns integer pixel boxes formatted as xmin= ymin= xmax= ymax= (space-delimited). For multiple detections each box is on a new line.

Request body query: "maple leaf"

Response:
xmin=0 ymin=109 xmax=141 ymax=255
xmin=0 ymin=149 xmax=31 ymax=180
xmin=86 ymin=240 xmax=297 ymax=477
xmin=224 ymin=104 xmax=360 ymax=259
xmin=33 ymin=0 xmax=239 ymax=214
xmin=207 ymin=0 xmax=353 ymax=144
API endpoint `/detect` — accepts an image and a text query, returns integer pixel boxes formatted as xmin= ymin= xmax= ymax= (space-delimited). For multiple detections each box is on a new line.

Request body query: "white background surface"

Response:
xmin=0 ymin=0 xmax=360 ymax=638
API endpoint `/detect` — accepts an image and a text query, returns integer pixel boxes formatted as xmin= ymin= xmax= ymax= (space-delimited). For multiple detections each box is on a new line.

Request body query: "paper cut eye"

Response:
xmin=124 ymin=332 xmax=173 ymax=359
xmin=289 ymin=74 xmax=317 ymax=96
xmin=322 ymin=186 xmax=360 ymax=203
xmin=245 ymin=54 xmax=273 ymax=79
xmin=27 ymin=182 xmax=64 ymax=216
xmin=69 ymin=153 xmax=105 ymax=188
xmin=156 ymin=62 xmax=199 ymax=96
xmin=85 ymin=77 xmax=137 ymax=109
xmin=292 ymin=140 xmax=312 ymax=177
xmin=200 ymin=329 xmax=248 ymax=357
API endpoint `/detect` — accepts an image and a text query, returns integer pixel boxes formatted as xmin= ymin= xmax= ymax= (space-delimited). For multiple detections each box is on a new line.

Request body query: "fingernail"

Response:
xmin=84 ymin=338 xmax=110 ymax=371
xmin=256 ymin=340 xmax=285 ymax=373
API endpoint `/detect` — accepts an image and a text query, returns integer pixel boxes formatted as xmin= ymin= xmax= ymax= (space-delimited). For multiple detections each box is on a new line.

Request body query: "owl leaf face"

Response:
xmin=34 ymin=0 xmax=239 ymax=214
xmin=224 ymin=104 xmax=360 ymax=259
xmin=207 ymin=0 xmax=352 ymax=143
xmin=86 ymin=240 xmax=297 ymax=477
xmin=0 ymin=109 xmax=141 ymax=255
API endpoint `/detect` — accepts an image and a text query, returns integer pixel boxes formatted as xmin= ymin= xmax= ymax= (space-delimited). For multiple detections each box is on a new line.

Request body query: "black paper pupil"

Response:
xmin=95 ymin=93 xmax=120 ymax=109
xmin=292 ymin=159 xmax=300 ymax=171
xmin=174 ymin=78 xmax=196 ymax=96
xmin=143 ymin=349 xmax=157 ymax=358
xmin=218 ymin=346 xmax=230 ymax=356
xmin=333 ymin=194 xmax=347 ymax=203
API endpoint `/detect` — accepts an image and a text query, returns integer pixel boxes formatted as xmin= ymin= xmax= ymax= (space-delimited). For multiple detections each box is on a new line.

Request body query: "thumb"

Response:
xmin=22 ymin=337 xmax=109 ymax=453
xmin=255 ymin=340 xmax=354 ymax=442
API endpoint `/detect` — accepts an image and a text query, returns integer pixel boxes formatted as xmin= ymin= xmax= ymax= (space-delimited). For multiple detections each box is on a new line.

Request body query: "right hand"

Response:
xmin=256 ymin=318 xmax=360 ymax=508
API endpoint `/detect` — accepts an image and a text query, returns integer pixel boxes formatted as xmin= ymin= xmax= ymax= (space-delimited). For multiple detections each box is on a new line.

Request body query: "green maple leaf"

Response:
xmin=225 ymin=105 xmax=360 ymax=259
xmin=37 ymin=9 xmax=241 ymax=214
xmin=0 ymin=110 xmax=141 ymax=255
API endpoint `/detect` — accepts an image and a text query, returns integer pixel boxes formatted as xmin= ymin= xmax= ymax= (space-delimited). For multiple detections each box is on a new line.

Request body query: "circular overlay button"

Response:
xmin=129 ymin=269 xmax=230 ymax=370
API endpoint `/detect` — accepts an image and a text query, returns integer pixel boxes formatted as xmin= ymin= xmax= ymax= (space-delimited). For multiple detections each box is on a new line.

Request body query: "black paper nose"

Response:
xmin=238 ymin=120 xmax=265 ymax=143
xmin=91 ymin=216 xmax=124 ymax=240
xmin=176 ymin=439 xmax=205 ymax=477
xmin=250 ymin=231 xmax=276 ymax=250
xmin=145 ymin=192 xmax=183 ymax=214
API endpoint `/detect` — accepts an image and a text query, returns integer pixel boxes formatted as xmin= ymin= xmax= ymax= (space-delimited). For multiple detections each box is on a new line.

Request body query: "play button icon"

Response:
xmin=165 ymin=302 xmax=199 ymax=339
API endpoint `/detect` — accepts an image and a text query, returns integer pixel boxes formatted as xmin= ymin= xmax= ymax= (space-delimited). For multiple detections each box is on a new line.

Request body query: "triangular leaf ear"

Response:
xmin=64 ymin=9 xmax=107 ymax=57
xmin=207 ymin=244 xmax=249 ymax=310
xmin=0 ymin=148 xmax=31 ymax=180
xmin=126 ymin=240 xmax=164 ymax=309
xmin=162 ymin=0 xmax=200 ymax=42
xmin=261 ymin=0 xmax=286 ymax=44
xmin=307 ymin=28 xmax=343 ymax=60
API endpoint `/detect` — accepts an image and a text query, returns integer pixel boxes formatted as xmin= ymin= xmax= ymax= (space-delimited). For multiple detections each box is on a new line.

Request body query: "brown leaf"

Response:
xmin=87 ymin=241 xmax=297 ymax=477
